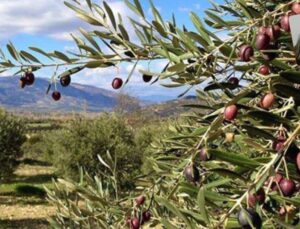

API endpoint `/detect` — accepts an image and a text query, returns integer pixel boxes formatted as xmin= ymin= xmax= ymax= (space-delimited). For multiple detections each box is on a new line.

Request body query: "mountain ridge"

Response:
xmin=0 ymin=76 xmax=197 ymax=114
xmin=0 ymin=76 xmax=119 ymax=112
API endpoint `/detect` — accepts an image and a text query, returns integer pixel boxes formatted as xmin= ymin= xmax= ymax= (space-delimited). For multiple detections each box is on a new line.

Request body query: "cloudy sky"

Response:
xmin=0 ymin=0 xmax=222 ymax=101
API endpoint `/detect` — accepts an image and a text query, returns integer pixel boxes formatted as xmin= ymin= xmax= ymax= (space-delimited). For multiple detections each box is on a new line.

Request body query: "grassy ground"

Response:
xmin=0 ymin=159 xmax=56 ymax=229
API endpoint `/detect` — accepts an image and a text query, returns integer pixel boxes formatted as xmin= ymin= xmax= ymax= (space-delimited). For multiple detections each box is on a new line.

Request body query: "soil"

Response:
xmin=0 ymin=160 xmax=56 ymax=229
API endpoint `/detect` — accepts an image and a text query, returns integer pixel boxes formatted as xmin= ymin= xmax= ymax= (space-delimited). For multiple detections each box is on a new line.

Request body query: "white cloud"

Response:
xmin=178 ymin=7 xmax=191 ymax=12
xmin=0 ymin=0 xmax=189 ymax=100
xmin=74 ymin=62 xmax=144 ymax=88
xmin=195 ymin=4 xmax=201 ymax=10
xmin=178 ymin=3 xmax=201 ymax=12
xmin=0 ymin=0 xmax=84 ymax=41
xmin=0 ymin=0 xmax=139 ymax=41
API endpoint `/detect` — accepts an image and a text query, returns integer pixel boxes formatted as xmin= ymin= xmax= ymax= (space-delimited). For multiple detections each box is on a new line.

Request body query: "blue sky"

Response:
xmin=0 ymin=0 xmax=222 ymax=101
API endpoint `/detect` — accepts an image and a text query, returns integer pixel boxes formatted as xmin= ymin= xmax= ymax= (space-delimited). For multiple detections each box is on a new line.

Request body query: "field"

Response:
xmin=0 ymin=159 xmax=55 ymax=228
xmin=0 ymin=107 xmax=170 ymax=228
xmin=0 ymin=99 xmax=199 ymax=228
xmin=0 ymin=115 xmax=66 ymax=228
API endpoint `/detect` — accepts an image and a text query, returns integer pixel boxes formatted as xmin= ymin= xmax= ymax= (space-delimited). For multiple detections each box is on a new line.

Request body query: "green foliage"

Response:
xmin=42 ymin=0 xmax=300 ymax=227
xmin=47 ymin=168 xmax=127 ymax=228
xmin=1 ymin=0 xmax=300 ymax=228
xmin=44 ymin=114 xmax=144 ymax=191
xmin=22 ymin=134 xmax=47 ymax=160
xmin=0 ymin=109 xmax=26 ymax=179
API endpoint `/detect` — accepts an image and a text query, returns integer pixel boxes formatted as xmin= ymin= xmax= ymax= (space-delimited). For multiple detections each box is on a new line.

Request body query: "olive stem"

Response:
xmin=1 ymin=56 xmax=165 ymax=70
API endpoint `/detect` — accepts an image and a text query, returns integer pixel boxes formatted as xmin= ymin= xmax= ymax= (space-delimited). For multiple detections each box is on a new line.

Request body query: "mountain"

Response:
xmin=0 ymin=76 xmax=119 ymax=112
xmin=0 ymin=77 xmax=200 ymax=114
xmin=138 ymin=95 xmax=179 ymax=103
xmin=128 ymin=95 xmax=202 ymax=119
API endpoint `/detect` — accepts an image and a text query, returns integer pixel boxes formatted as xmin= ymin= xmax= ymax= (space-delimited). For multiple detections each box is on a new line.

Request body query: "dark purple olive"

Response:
xmin=60 ymin=75 xmax=71 ymax=87
xmin=199 ymin=148 xmax=210 ymax=161
xmin=266 ymin=25 xmax=281 ymax=41
xmin=239 ymin=45 xmax=254 ymax=62
xmin=297 ymin=152 xmax=300 ymax=171
xmin=184 ymin=164 xmax=200 ymax=182
xmin=24 ymin=72 xmax=35 ymax=86
xmin=125 ymin=51 xmax=135 ymax=58
xmin=279 ymin=178 xmax=296 ymax=197
xmin=228 ymin=77 xmax=239 ymax=86
xmin=187 ymin=59 xmax=196 ymax=64
xmin=52 ymin=91 xmax=61 ymax=101
xmin=112 ymin=78 xmax=123 ymax=90
xmin=142 ymin=74 xmax=152 ymax=83
xmin=285 ymin=143 xmax=299 ymax=163
xmin=256 ymin=34 xmax=270 ymax=50
xmin=262 ymin=44 xmax=277 ymax=61
xmin=272 ymin=137 xmax=285 ymax=152
xmin=141 ymin=211 xmax=151 ymax=224
xmin=237 ymin=208 xmax=262 ymax=229
xmin=248 ymin=188 xmax=266 ymax=207
xmin=280 ymin=13 xmax=295 ymax=32
xmin=19 ymin=77 xmax=26 ymax=88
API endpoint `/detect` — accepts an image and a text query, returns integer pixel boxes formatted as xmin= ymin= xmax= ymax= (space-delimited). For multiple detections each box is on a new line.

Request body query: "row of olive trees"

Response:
xmin=0 ymin=109 xmax=25 ymax=180
xmin=22 ymin=113 xmax=172 ymax=192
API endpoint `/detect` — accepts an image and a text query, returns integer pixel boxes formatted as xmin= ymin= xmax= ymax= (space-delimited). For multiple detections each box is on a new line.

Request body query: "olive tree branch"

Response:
xmin=213 ymin=122 xmax=300 ymax=228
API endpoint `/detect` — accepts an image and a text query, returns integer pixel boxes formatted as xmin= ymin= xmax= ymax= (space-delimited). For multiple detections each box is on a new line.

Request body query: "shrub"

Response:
xmin=0 ymin=109 xmax=26 ymax=179
xmin=47 ymin=114 xmax=143 ymax=191
xmin=21 ymin=130 xmax=58 ymax=163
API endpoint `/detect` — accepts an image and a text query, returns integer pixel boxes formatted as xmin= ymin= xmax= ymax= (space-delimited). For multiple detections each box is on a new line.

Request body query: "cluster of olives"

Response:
xmin=50 ymin=75 xmax=72 ymax=101
xmin=224 ymin=122 xmax=298 ymax=227
xmin=236 ymin=2 xmax=300 ymax=114
xmin=19 ymin=72 xmax=72 ymax=102
xmin=183 ymin=152 xmax=263 ymax=228
xmin=272 ymin=134 xmax=300 ymax=177
xmin=125 ymin=195 xmax=151 ymax=229
xmin=19 ymin=72 xmax=35 ymax=88
xmin=109 ymin=40 xmax=153 ymax=90
xmin=223 ymin=105 xmax=299 ymax=178
xmin=183 ymin=106 xmax=299 ymax=228
xmin=239 ymin=3 xmax=300 ymax=63
xmin=265 ymin=173 xmax=296 ymax=197
xmin=223 ymin=94 xmax=275 ymax=124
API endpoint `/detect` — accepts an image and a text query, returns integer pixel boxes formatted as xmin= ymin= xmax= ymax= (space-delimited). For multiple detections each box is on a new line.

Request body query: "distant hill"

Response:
xmin=0 ymin=76 xmax=201 ymax=115
xmin=0 ymin=76 xmax=119 ymax=112
xmin=128 ymin=95 xmax=202 ymax=119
